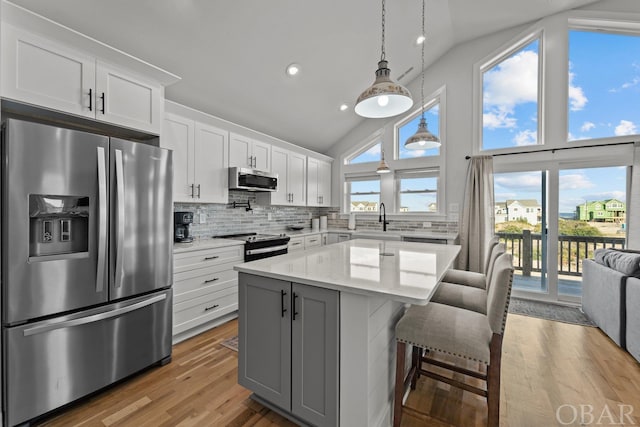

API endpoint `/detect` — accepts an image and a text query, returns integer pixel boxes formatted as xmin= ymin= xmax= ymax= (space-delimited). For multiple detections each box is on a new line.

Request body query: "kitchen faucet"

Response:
xmin=379 ymin=202 xmax=389 ymax=232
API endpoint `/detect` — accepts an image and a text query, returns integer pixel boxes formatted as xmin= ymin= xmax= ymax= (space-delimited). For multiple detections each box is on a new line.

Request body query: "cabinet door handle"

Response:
xmin=204 ymin=277 xmax=219 ymax=284
xmin=196 ymin=184 xmax=201 ymax=198
xmin=292 ymin=292 xmax=299 ymax=321
xmin=190 ymin=183 xmax=195 ymax=198
xmin=252 ymin=156 xmax=256 ymax=168
xmin=100 ymin=92 xmax=105 ymax=114
xmin=281 ymin=289 xmax=287 ymax=318
xmin=88 ymin=88 xmax=93 ymax=111
xmin=204 ymin=255 xmax=219 ymax=261
xmin=204 ymin=304 xmax=219 ymax=312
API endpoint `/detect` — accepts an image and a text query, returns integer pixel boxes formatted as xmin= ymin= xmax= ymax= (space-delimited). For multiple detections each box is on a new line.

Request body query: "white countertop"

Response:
xmin=173 ymin=237 xmax=245 ymax=254
xmin=234 ymin=239 xmax=460 ymax=304
xmin=285 ymin=228 xmax=458 ymax=241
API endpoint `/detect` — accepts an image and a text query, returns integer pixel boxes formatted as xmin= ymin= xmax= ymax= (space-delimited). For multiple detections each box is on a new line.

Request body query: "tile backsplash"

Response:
xmin=176 ymin=191 xmax=458 ymax=238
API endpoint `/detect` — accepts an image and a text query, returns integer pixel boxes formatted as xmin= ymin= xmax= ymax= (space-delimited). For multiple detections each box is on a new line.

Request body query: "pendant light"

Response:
xmin=355 ymin=0 xmax=413 ymax=118
xmin=376 ymin=149 xmax=391 ymax=174
xmin=404 ymin=0 xmax=440 ymax=150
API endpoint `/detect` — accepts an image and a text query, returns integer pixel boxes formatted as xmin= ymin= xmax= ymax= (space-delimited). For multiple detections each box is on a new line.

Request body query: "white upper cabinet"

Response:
xmin=162 ymin=113 xmax=229 ymax=203
xmin=95 ymin=61 xmax=162 ymax=134
xmin=259 ymin=146 xmax=306 ymax=206
xmin=229 ymin=132 xmax=271 ymax=172
xmin=307 ymin=157 xmax=332 ymax=207
xmin=1 ymin=24 xmax=164 ymax=134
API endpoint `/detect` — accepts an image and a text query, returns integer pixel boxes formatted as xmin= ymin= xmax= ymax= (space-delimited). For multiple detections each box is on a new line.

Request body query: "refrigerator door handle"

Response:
xmin=22 ymin=293 xmax=167 ymax=337
xmin=96 ymin=146 xmax=107 ymax=293
xmin=115 ymin=149 xmax=125 ymax=288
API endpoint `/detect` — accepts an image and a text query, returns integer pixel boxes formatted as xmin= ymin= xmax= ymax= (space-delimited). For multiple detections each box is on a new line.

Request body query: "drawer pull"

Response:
xmin=204 ymin=277 xmax=219 ymax=284
xmin=204 ymin=304 xmax=219 ymax=312
xmin=291 ymin=242 xmax=302 ymax=246
xmin=204 ymin=256 xmax=219 ymax=261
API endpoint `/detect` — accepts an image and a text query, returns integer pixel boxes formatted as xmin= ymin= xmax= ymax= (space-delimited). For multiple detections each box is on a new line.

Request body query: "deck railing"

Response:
xmin=496 ymin=230 xmax=626 ymax=276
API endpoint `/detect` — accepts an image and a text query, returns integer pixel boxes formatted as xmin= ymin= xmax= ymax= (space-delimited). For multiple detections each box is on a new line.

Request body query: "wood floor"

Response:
xmin=37 ymin=314 xmax=640 ymax=427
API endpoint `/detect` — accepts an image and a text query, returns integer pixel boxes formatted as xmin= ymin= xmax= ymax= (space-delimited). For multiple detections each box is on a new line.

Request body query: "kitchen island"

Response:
xmin=235 ymin=239 xmax=460 ymax=427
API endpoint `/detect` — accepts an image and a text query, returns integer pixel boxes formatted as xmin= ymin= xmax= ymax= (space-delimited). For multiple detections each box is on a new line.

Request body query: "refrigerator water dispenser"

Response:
xmin=28 ymin=194 xmax=89 ymax=259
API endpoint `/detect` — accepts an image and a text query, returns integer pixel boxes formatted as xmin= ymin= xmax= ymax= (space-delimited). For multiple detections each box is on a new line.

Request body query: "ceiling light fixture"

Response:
xmin=355 ymin=0 xmax=413 ymax=118
xmin=404 ymin=0 xmax=440 ymax=150
xmin=376 ymin=149 xmax=391 ymax=174
xmin=340 ymin=104 xmax=349 ymax=111
xmin=416 ymin=34 xmax=426 ymax=45
xmin=286 ymin=63 xmax=300 ymax=76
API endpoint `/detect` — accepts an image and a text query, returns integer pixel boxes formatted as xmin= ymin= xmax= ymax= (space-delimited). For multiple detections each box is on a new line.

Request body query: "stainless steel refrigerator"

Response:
xmin=1 ymin=118 xmax=173 ymax=426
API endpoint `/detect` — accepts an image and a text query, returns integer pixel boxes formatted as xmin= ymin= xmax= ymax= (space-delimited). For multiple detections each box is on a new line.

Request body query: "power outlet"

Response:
xmin=199 ymin=213 xmax=207 ymax=224
xmin=267 ymin=212 xmax=272 ymax=220
xmin=422 ymin=222 xmax=431 ymax=228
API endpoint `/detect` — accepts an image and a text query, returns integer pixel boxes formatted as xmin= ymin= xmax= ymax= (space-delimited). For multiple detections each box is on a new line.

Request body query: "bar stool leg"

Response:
xmin=393 ymin=341 xmax=406 ymax=427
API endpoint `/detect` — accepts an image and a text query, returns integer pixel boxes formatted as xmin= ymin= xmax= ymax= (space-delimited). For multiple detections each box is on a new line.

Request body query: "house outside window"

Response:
xmin=395 ymin=170 xmax=439 ymax=213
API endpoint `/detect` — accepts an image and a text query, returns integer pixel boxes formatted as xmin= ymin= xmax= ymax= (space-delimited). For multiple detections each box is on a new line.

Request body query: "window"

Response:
xmin=568 ymin=30 xmax=640 ymax=141
xmin=346 ymin=176 xmax=380 ymax=212
xmin=346 ymin=141 xmax=381 ymax=165
xmin=396 ymin=102 xmax=440 ymax=159
xmin=481 ymin=36 xmax=540 ymax=150
xmin=396 ymin=170 xmax=438 ymax=213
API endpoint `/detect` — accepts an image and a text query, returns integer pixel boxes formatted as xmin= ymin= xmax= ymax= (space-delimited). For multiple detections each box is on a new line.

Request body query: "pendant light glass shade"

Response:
xmin=355 ymin=60 xmax=413 ymax=118
xmin=355 ymin=0 xmax=413 ymax=119
xmin=404 ymin=116 xmax=440 ymax=150
xmin=405 ymin=0 xmax=440 ymax=150
xmin=376 ymin=149 xmax=391 ymax=174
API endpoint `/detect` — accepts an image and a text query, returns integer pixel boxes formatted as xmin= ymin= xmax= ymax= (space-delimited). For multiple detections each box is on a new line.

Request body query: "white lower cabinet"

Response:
xmin=238 ymin=273 xmax=339 ymax=427
xmin=289 ymin=234 xmax=323 ymax=251
xmin=172 ymin=244 xmax=243 ymax=342
xmin=288 ymin=236 xmax=305 ymax=252
xmin=326 ymin=232 xmax=351 ymax=244
xmin=304 ymin=234 xmax=322 ymax=248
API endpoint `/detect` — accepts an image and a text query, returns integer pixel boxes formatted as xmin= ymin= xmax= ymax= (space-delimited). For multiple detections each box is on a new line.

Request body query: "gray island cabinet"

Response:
xmin=238 ymin=274 xmax=339 ymax=427
xmin=235 ymin=239 xmax=460 ymax=427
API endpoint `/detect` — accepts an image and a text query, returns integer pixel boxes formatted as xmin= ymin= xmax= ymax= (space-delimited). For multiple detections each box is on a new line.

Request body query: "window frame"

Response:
xmin=476 ymin=29 xmax=544 ymax=154
xmin=343 ymin=129 xmax=384 ymax=166
xmin=394 ymin=86 xmax=445 ymax=161
xmin=344 ymin=174 xmax=381 ymax=213
xmin=394 ymin=168 xmax=441 ymax=214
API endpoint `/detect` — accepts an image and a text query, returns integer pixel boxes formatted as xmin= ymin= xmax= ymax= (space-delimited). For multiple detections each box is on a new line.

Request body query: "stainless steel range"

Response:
xmin=216 ymin=233 xmax=290 ymax=261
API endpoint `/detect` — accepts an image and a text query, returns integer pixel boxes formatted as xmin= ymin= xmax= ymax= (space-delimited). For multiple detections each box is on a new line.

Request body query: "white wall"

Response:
xmin=325 ymin=0 xmax=640 ymax=218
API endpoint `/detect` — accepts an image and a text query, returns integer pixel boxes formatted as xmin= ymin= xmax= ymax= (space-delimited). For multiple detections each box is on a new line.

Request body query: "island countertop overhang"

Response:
xmin=234 ymin=239 xmax=461 ymax=305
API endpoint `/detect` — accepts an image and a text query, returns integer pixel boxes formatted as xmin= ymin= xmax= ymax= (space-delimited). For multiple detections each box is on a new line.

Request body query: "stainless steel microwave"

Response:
xmin=228 ymin=167 xmax=278 ymax=191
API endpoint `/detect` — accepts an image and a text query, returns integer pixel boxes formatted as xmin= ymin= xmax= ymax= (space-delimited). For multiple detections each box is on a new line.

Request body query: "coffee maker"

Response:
xmin=174 ymin=211 xmax=194 ymax=243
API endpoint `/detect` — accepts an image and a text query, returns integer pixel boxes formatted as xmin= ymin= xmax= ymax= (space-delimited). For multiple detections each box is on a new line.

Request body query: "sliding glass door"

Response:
xmin=495 ymin=164 xmax=628 ymax=303
xmin=494 ymin=170 xmax=548 ymax=294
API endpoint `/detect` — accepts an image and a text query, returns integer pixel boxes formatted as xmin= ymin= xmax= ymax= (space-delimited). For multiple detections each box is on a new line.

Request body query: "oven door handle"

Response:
xmin=245 ymin=244 xmax=289 ymax=256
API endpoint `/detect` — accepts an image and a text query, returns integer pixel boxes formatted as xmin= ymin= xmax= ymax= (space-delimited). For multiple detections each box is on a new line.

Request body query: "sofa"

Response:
xmin=582 ymin=248 xmax=640 ymax=362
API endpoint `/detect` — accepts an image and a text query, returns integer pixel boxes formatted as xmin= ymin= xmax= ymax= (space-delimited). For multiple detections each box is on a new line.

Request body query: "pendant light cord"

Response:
xmin=381 ymin=0 xmax=386 ymax=61
xmin=420 ymin=0 xmax=425 ymax=120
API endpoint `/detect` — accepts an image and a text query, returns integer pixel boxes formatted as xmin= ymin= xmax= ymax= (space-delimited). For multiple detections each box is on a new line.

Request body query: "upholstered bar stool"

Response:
xmin=430 ymin=243 xmax=506 ymax=314
xmin=442 ymin=235 xmax=500 ymax=289
xmin=393 ymin=253 xmax=514 ymax=427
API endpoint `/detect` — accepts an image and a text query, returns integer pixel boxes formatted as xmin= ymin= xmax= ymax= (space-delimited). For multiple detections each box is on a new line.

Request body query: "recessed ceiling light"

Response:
xmin=416 ymin=35 xmax=426 ymax=45
xmin=339 ymin=104 xmax=349 ymax=111
xmin=286 ymin=63 xmax=300 ymax=76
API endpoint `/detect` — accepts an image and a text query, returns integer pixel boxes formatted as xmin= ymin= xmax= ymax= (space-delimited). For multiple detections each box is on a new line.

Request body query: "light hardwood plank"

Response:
xmin=37 ymin=313 xmax=640 ymax=426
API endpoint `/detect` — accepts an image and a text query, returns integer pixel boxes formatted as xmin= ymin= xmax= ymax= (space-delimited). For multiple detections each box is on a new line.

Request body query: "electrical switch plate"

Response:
xmin=199 ymin=213 xmax=207 ymax=224
xmin=422 ymin=222 xmax=431 ymax=228
xmin=267 ymin=213 xmax=272 ymax=220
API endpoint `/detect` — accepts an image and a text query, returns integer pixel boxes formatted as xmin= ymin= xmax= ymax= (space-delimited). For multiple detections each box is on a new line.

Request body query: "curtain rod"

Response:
xmin=465 ymin=141 xmax=635 ymax=160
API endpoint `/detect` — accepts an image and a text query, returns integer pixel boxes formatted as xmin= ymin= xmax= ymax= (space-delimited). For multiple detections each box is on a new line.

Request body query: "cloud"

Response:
xmin=615 ymin=120 xmax=637 ymax=136
xmin=568 ymin=71 xmax=588 ymax=111
xmin=582 ymin=191 xmax=625 ymax=202
xmin=580 ymin=121 xmax=595 ymax=132
xmin=364 ymin=143 xmax=381 ymax=156
xmin=495 ymin=172 xmax=541 ymax=192
xmin=559 ymin=173 xmax=595 ymax=190
xmin=513 ymin=129 xmax=537 ymax=146
xmin=483 ymin=110 xmax=517 ymax=129
xmin=609 ymin=76 xmax=640 ymax=93
xmin=484 ymin=50 xmax=538 ymax=109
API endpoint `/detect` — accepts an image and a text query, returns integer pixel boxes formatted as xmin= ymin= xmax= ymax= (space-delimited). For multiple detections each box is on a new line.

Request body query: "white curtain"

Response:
xmin=457 ymin=156 xmax=495 ymax=272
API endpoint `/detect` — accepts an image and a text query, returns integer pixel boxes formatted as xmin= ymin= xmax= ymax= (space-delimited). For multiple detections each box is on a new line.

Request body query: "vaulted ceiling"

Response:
xmin=9 ymin=0 xmax=599 ymax=152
